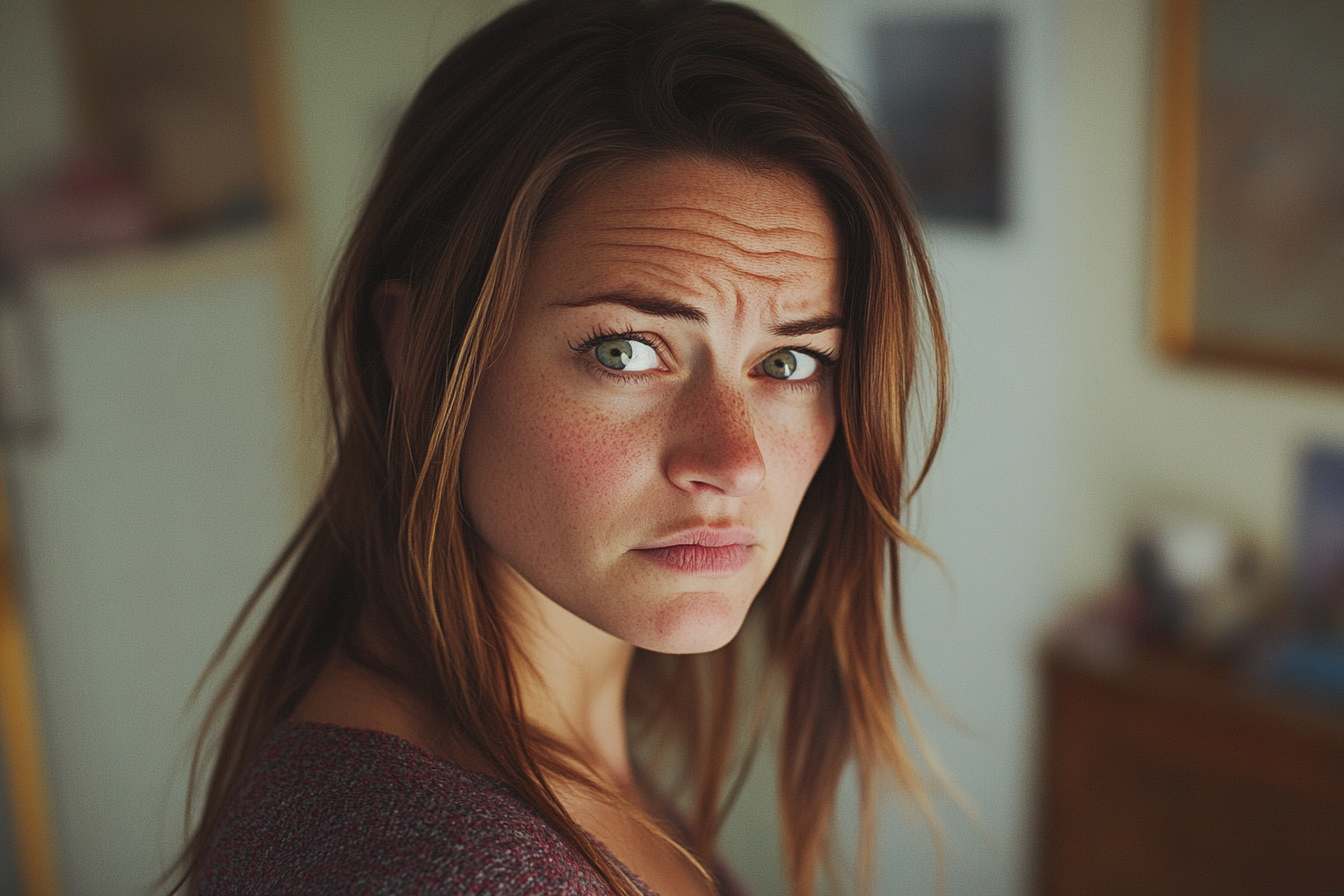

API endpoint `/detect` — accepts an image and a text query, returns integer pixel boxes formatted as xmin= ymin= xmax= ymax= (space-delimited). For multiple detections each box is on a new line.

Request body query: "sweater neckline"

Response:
xmin=272 ymin=719 xmax=661 ymax=895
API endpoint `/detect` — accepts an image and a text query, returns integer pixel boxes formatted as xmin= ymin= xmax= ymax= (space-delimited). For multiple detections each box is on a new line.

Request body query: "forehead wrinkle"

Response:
xmin=597 ymin=228 xmax=831 ymax=266
xmin=728 ymin=283 xmax=840 ymax=333
xmin=592 ymin=232 xmax=831 ymax=282
xmin=603 ymin=204 xmax=834 ymax=243
xmin=591 ymin=241 xmax=792 ymax=288
xmin=595 ymin=217 xmax=835 ymax=262
xmin=570 ymin=255 xmax=758 ymax=295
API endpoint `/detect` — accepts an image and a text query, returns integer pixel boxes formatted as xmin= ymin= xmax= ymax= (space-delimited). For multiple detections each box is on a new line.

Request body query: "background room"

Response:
xmin=1 ymin=1 xmax=1341 ymax=895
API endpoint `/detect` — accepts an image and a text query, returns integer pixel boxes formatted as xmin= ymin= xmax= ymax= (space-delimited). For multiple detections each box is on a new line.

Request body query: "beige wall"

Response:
xmin=279 ymin=0 xmax=504 ymax=288
xmin=0 ymin=0 xmax=75 ymax=198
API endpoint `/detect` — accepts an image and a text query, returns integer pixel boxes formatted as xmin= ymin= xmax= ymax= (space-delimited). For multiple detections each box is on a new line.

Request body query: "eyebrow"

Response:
xmin=555 ymin=293 xmax=707 ymax=324
xmin=554 ymin=292 xmax=844 ymax=337
xmin=771 ymin=314 xmax=845 ymax=337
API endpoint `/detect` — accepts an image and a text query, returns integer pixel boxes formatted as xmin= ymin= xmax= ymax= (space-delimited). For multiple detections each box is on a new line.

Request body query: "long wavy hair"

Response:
xmin=176 ymin=1 xmax=948 ymax=893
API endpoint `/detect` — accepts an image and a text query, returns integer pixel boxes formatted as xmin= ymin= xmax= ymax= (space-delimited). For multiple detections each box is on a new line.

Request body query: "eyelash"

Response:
xmin=569 ymin=326 xmax=663 ymax=356
xmin=568 ymin=326 xmax=838 ymax=388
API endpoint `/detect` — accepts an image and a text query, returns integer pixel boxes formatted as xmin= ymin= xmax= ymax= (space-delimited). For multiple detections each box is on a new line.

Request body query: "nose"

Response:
xmin=664 ymin=376 xmax=767 ymax=497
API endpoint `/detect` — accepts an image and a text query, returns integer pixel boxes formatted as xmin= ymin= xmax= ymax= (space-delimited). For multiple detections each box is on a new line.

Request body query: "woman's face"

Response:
xmin=460 ymin=155 xmax=841 ymax=654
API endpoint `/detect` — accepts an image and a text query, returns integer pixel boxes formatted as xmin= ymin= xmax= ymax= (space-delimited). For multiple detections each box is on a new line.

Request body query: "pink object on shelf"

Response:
xmin=0 ymin=154 xmax=162 ymax=258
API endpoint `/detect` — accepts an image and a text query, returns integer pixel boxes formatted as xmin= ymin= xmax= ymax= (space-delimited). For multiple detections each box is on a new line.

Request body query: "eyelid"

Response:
xmin=568 ymin=328 xmax=670 ymax=359
xmin=770 ymin=345 xmax=838 ymax=369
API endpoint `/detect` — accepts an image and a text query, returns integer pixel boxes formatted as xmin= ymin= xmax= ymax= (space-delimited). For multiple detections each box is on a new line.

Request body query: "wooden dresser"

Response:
xmin=1037 ymin=640 xmax=1344 ymax=896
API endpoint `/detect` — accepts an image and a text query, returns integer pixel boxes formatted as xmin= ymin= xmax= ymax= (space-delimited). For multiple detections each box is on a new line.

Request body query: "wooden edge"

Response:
xmin=0 ymin=471 xmax=61 ymax=896
xmin=54 ymin=0 xmax=106 ymax=150
xmin=1150 ymin=0 xmax=1201 ymax=358
xmin=243 ymin=0 xmax=300 ymax=225
xmin=1181 ymin=339 xmax=1344 ymax=388
xmin=241 ymin=0 xmax=327 ymax=508
xmin=1032 ymin=650 xmax=1064 ymax=896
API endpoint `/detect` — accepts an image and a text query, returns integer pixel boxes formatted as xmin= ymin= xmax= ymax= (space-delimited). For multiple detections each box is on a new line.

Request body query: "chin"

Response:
xmin=633 ymin=591 xmax=752 ymax=655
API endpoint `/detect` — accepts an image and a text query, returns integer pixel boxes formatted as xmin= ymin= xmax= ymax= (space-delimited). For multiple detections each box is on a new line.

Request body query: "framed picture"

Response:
xmin=62 ymin=0 xmax=291 ymax=235
xmin=869 ymin=15 xmax=1006 ymax=228
xmin=1152 ymin=0 xmax=1344 ymax=380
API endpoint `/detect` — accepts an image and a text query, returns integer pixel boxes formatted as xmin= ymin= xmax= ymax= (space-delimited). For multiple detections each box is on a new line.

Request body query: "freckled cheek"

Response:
xmin=525 ymin=394 xmax=661 ymax=520
xmin=761 ymin=402 xmax=837 ymax=500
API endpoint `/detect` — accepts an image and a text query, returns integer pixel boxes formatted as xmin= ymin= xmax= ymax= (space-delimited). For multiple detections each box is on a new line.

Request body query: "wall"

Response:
xmin=0 ymin=0 xmax=75 ymax=199
xmin=278 ymin=0 xmax=508 ymax=298
xmin=11 ymin=237 xmax=295 ymax=895
xmin=805 ymin=1 xmax=1063 ymax=893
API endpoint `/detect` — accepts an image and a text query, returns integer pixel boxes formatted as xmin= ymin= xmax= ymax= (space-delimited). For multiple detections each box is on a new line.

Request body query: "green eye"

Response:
xmin=761 ymin=349 xmax=818 ymax=380
xmin=595 ymin=339 xmax=659 ymax=371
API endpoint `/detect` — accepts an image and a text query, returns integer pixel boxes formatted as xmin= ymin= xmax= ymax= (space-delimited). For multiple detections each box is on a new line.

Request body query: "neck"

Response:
xmin=490 ymin=558 xmax=638 ymax=786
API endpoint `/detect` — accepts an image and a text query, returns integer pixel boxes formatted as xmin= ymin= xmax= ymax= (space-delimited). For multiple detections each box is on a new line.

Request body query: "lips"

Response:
xmin=632 ymin=527 xmax=756 ymax=574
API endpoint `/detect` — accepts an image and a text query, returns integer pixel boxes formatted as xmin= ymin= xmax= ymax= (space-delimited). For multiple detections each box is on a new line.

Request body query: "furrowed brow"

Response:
xmin=553 ymin=293 xmax=708 ymax=324
xmin=771 ymin=314 xmax=844 ymax=338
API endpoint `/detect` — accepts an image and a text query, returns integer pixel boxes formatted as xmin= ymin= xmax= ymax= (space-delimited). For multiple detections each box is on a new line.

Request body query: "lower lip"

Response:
xmin=634 ymin=544 xmax=752 ymax=574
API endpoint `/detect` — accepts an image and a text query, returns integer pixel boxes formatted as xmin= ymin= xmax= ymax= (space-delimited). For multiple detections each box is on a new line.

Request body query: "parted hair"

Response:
xmin=178 ymin=1 xmax=948 ymax=893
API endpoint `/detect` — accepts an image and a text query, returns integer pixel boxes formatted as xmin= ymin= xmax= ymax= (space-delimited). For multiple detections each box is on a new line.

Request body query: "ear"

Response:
xmin=371 ymin=280 xmax=411 ymax=388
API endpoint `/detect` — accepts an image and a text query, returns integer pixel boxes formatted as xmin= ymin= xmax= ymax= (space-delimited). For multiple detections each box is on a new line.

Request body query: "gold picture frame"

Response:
xmin=1152 ymin=0 xmax=1344 ymax=381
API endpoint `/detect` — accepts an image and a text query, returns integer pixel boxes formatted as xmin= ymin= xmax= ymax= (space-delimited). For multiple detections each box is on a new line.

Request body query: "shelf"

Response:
xmin=26 ymin=222 xmax=292 ymax=306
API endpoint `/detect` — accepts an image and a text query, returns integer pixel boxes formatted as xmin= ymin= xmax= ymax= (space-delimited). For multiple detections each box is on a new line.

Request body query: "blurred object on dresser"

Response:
xmin=1294 ymin=446 xmax=1344 ymax=639
xmin=1128 ymin=511 xmax=1260 ymax=647
xmin=1247 ymin=444 xmax=1344 ymax=707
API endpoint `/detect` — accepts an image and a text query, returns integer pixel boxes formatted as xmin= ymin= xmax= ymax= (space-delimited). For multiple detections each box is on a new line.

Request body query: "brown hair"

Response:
xmin=177 ymin=1 xmax=948 ymax=893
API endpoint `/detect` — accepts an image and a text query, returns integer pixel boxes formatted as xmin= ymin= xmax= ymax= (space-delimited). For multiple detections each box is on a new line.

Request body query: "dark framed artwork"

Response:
xmin=869 ymin=15 xmax=1006 ymax=228
xmin=1153 ymin=0 xmax=1344 ymax=380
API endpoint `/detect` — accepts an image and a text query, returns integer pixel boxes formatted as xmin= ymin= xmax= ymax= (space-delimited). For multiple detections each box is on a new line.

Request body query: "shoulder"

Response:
xmin=196 ymin=722 xmax=610 ymax=896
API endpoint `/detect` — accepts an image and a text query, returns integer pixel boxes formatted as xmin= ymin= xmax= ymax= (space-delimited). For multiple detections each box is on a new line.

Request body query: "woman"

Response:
xmin=180 ymin=0 xmax=947 ymax=893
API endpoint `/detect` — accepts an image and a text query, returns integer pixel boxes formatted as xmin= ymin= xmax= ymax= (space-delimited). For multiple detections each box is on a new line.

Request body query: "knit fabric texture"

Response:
xmin=195 ymin=721 xmax=658 ymax=895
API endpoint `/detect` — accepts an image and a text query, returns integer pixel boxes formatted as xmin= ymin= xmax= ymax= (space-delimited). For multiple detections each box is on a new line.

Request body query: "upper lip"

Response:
xmin=636 ymin=526 xmax=758 ymax=550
